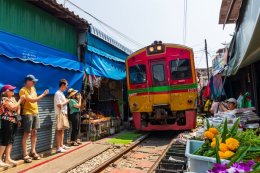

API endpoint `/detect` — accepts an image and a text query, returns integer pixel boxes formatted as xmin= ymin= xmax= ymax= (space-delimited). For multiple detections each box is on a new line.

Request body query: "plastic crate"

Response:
xmin=185 ymin=140 xmax=229 ymax=173
xmin=166 ymin=152 xmax=185 ymax=157
xmin=156 ymin=163 xmax=184 ymax=173
xmin=163 ymin=155 xmax=187 ymax=164
xmin=168 ymin=148 xmax=185 ymax=153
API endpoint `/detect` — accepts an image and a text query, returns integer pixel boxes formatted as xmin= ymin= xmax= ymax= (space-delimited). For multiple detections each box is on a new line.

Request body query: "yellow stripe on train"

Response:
xmin=129 ymin=91 xmax=197 ymax=112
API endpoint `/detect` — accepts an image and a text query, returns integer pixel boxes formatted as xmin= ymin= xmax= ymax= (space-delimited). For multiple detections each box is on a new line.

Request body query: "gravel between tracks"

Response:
xmin=67 ymin=133 xmax=176 ymax=173
xmin=104 ymin=135 xmax=173 ymax=173
xmin=67 ymin=145 xmax=127 ymax=173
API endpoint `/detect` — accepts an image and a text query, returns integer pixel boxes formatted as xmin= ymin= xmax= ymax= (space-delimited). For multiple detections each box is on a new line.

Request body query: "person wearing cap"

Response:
xmin=54 ymin=79 xmax=70 ymax=153
xmin=19 ymin=74 xmax=49 ymax=163
xmin=68 ymin=88 xmax=82 ymax=146
xmin=0 ymin=85 xmax=25 ymax=167
xmin=219 ymin=98 xmax=237 ymax=113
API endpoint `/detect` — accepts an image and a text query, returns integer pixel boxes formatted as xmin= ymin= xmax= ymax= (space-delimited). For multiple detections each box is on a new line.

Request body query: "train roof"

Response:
xmin=126 ymin=43 xmax=193 ymax=60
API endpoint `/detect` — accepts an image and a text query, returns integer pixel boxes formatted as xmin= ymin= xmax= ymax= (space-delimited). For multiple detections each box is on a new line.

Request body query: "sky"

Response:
xmin=57 ymin=0 xmax=235 ymax=68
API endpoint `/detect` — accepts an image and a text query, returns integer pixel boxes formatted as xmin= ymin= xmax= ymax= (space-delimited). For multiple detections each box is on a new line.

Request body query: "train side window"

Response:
xmin=171 ymin=59 xmax=191 ymax=80
xmin=129 ymin=65 xmax=146 ymax=84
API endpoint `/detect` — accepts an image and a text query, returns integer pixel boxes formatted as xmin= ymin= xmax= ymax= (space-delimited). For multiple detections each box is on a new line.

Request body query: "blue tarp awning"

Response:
xmin=85 ymin=26 xmax=131 ymax=80
xmin=226 ymin=0 xmax=260 ymax=75
xmin=0 ymin=30 xmax=83 ymax=71
xmin=85 ymin=51 xmax=126 ymax=80
xmin=0 ymin=30 xmax=84 ymax=94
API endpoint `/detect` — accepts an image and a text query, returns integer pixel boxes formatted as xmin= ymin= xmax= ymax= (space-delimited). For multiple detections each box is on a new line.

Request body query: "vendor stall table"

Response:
xmin=81 ymin=117 xmax=121 ymax=141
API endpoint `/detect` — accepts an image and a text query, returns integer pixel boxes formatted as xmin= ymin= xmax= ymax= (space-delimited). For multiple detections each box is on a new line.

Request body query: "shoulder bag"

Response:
xmin=56 ymin=109 xmax=70 ymax=130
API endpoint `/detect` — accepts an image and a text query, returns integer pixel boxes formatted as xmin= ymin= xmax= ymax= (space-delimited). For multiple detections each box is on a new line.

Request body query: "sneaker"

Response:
xmin=71 ymin=142 xmax=79 ymax=146
xmin=0 ymin=161 xmax=10 ymax=168
xmin=5 ymin=160 xmax=18 ymax=167
xmin=56 ymin=147 xmax=67 ymax=153
xmin=62 ymin=145 xmax=70 ymax=150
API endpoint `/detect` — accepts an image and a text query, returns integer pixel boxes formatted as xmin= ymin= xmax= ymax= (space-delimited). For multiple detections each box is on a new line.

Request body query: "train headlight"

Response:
xmin=147 ymin=42 xmax=165 ymax=55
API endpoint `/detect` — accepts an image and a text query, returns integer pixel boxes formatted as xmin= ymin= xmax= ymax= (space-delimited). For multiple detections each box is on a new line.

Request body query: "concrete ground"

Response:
xmin=1 ymin=142 xmax=109 ymax=173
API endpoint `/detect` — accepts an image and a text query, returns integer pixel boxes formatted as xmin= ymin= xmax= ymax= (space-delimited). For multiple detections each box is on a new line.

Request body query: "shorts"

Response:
xmin=1 ymin=120 xmax=17 ymax=146
xmin=23 ymin=115 xmax=40 ymax=132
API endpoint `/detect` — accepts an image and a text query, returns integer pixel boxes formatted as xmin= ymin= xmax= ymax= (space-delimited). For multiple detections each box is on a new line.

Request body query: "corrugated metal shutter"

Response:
xmin=6 ymin=96 xmax=70 ymax=160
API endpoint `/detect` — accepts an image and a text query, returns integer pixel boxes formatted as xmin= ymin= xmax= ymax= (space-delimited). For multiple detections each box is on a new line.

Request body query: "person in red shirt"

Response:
xmin=0 ymin=85 xmax=25 ymax=167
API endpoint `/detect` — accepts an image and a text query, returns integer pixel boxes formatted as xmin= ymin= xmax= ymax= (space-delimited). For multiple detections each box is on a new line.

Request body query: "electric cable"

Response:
xmin=65 ymin=0 xmax=144 ymax=48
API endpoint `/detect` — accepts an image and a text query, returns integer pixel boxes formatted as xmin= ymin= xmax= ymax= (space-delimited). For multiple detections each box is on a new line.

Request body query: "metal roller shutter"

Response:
xmin=7 ymin=96 xmax=70 ymax=159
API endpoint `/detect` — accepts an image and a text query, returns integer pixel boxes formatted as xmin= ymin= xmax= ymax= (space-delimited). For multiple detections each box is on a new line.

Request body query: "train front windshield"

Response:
xmin=129 ymin=64 xmax=146 ymax=84
xmin=170 ymin=59 xmax=192 ymax=80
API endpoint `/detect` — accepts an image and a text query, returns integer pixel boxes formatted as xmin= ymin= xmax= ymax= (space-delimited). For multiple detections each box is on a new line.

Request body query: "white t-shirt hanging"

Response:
xmin=54 ymin=90 xmax=68 ymax=115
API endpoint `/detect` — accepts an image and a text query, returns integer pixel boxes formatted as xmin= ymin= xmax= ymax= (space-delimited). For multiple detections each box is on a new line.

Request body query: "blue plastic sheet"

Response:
xmin=226 ymin=0 xmax=260 ymax=75
xmin=0 ymin=30 xmax=83 ymax=71
xmin=0 ymin=55 xmax=83 ymax=94
xmin=85 ymin=31 xmax=129 ymax=80
xmin=85 ymin=51 xmax=126 ymax=80
xmin=0 ymin=30 xmax=84 ymax=94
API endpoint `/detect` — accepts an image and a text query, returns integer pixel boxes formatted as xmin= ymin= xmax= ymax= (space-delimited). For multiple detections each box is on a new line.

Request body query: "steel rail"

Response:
xmin=147 ymin=137 xmax=176 ymax=173
xmin=90 ymin=133 xmax=150 ymax=173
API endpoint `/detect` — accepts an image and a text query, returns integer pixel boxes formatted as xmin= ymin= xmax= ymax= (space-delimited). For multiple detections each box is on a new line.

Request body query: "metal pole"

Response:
xmin=205 ymin=39 xmax=210 ymax=82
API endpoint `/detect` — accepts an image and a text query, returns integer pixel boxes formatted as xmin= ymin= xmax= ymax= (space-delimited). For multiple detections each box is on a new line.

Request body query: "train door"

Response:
xmin=150 ymin=60 xmax=170 ymax=105
xmin=150 ymin=60 xmax=168 ymax=87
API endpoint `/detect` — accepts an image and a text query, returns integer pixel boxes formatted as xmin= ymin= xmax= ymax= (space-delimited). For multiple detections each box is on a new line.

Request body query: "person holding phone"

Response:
xmin=19 ymin=74 xmax=49 ymax=163
xmin=54 ymin=79 xmax=70 ymax=153
xmin=219 ymin=98 xmax=237 ymax=113
xmin=0 ymin=85 xmax=25 ymax=167
xmin=67 ymin=88 xmax=82 ymax=146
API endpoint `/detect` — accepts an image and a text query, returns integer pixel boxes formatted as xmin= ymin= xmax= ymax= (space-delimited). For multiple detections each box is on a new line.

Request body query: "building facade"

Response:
xmin=0 ymin=0 xmax=88 ymax=159
xmin=219 ymin=0 xmax=260 ymax=113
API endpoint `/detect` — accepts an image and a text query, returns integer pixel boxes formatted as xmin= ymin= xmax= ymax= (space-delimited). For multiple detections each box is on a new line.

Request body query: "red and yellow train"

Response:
xmin=126 ymin=41 xmax=197 ymax=131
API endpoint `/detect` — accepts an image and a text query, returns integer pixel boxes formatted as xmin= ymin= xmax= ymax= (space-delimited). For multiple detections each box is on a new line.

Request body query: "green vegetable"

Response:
xmin=203 ymin=149 xmax=215 ymax=157
xmin=228 ymin=146 xmax=251 ymax=167
xmin=206 ymin=118 xmax=210 ymax=130
xmin=235 ymin=129 xmax=260 ymax=147
xmin=221 ymin=118 xmax=228 ymax=142
xmin=230 ymin=117 xmax=240 ymax=137
xmin=253 ymin=162 xmax=260 ymax=171
xmin=248 ymin=146 xmax=260 ymax=152
xmin=193 ymin=140 xmax=210 ymax=156
xmin=215 ymin=137 xmax=221 ymax=164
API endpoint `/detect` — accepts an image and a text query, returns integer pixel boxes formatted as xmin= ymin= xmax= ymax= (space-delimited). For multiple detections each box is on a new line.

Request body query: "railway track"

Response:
xmin=66 ymin=133 xmax=149 ymax=173
xmin=67 ymin=132 xmax=187 ymax=173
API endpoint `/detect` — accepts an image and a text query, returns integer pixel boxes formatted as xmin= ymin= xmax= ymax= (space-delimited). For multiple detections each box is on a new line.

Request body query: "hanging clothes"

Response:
xmin=241 ymin=92 xmax=252 ymax=108
xmin=203 ymin=83 xmax=211 ymax=99
xmin=204 ymin=99 xmax=212 ymax=113
xmin=112 ymin=101 xmax=120 ymax=118
xmin=210 ymin=74 xmax=225 ymax=100
xmin=237 ymin=93 xmax=243 ymax=108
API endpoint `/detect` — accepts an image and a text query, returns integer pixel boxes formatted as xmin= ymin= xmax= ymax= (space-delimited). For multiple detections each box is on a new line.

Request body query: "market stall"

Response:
xmin=80 ymin=26 xmax=130 ymax=141
xmin=80 ymin=77 xmax=122 ymax=141
xmin=184 ymin=107 xmax=260 ymax=172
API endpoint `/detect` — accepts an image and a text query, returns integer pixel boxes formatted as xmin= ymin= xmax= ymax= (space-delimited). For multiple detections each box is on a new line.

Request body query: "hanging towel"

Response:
xmin=210 ymin=74 xmax=225 ymax=100
xmin=203 ymin=83 xmax=211 ymax=99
